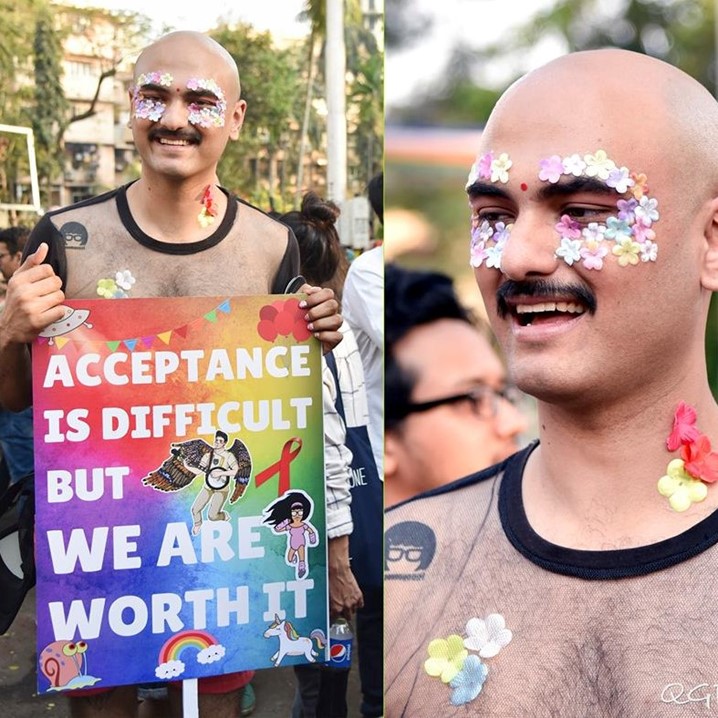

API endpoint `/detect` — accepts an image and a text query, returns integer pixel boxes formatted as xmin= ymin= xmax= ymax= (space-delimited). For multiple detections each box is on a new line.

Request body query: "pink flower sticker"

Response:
xmin=667 ymin=402 xmax=700 ymax=452
xmin=538 ymin=155 xmax=564 ymax=184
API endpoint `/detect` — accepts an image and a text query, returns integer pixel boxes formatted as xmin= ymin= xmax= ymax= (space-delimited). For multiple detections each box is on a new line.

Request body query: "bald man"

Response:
xmin=0 ymin=31 xmax=341 ymax=718
xmin=385 ymin=49 xmax=718 ymax=716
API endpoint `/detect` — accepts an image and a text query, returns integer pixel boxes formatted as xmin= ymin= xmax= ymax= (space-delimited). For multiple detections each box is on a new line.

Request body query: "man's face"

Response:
xmin=469 ymin=60 xmax=708 ymax=406
xmin=386 ymin=319 xmax=528 ymax=495
xmin=214 ymin=436 xmax=226 ymax=449
xmin=0 ymin=241 xmax=21 ymax=281
xmin=129 ymin=37 xmax=246 ymax=183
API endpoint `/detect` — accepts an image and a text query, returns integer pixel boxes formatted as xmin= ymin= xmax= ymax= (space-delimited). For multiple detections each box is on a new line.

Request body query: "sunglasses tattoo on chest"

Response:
xmin=467 ymin=150 xmax=660 ymax=272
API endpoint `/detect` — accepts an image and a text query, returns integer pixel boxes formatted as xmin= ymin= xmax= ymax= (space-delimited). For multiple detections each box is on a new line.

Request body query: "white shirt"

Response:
xmin=342 ymin=246 xmax=383 ymax=477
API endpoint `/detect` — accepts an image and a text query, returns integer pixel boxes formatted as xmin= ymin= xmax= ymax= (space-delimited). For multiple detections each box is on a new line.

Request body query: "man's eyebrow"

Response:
xmin=466 ymin=181 xmax=512 ymax=200
xmin=537 ymin=176 xmax=618 ymax=200
xmin=185 ymin=88 xmax=221 ymax=100
xmin=136 ymin=82 xmax=169 ymax=93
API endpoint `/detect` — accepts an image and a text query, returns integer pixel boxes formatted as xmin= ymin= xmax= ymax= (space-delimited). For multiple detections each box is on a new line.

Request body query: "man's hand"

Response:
xmin=299 ymin=284 xmax=342 ymax=354
xmin=328 ymin=535 xmax=364 ymax=621
xmin=0 ymin=243 xmax=65 ymax=345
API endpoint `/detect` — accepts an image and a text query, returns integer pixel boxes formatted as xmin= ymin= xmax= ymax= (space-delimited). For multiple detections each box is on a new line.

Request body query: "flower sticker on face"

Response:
xmin=132 ymin=71 xmax=173 ymax=122
xmin=545 ymin=150 xmax=660 ymax=271
xmin=466 ymin=148 xmax=661 ymax=272
xmin=466 ymin=151 xmax=512 ymax=188
xmin=186 ymin=78 xmax=227 ymax=128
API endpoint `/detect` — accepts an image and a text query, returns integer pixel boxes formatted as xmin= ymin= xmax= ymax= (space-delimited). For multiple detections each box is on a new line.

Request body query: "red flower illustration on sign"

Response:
xmin=257 ymin=299 xmax=311 ymax=343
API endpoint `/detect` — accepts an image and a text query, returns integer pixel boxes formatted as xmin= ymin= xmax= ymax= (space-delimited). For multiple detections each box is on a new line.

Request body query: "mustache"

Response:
xmin=148 ymin=128 xmax=201 ymax=144
xmin=496 ymin=279 xmax=597 ymax=318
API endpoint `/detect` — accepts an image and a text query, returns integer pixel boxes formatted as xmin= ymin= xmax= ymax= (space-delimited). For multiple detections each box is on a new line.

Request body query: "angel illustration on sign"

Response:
xmin=263 ymin=490 xmax=318 ymax=579
xmin=142 ymin=431 xmax=252 ymax=535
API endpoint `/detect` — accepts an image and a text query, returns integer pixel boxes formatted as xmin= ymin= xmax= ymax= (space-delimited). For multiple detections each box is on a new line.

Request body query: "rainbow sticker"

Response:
xmin=156 ymin=630 xmax=226 ymax=679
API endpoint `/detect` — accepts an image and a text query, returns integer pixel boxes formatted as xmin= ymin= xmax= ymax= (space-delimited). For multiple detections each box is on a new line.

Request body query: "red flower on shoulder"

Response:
xmin=666 ymin=402 xmax=701 ymax=451
xmin=680 ymin=433 xmax=718 ymax=484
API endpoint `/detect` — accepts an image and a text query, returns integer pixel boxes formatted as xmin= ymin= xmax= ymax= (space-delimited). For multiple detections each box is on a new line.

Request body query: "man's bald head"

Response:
xmin=483 ymin=49 xmax=718 ymax=202
xmin=135 ymin=31 xmax=241 ymax=102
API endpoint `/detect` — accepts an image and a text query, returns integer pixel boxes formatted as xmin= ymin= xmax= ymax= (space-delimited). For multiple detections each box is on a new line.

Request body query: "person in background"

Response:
xmin=281 ymin=192 xmax=382 ymax=718
xmin=385 ymin=264 xmax=528 ymax=507
xmin=0 ymin=226 xmax=34 ymax=491
xmin=342 ymin=173 xmax=383 ymax=479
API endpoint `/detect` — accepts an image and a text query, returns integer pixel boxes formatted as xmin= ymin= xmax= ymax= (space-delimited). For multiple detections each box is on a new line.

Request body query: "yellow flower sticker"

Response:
xmin=424 ymin=634 xmax=468 ymax=684
xmin=657 ymin=458 xmax=708 ymax=512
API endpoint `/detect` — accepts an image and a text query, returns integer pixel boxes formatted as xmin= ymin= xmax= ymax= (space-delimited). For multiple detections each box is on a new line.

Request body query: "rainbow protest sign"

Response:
xmin=32 ymin=296 xmax=328 ymax=693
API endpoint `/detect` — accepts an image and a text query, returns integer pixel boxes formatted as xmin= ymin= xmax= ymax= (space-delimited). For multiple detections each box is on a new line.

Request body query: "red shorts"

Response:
xmin=72 ymin=670 xmax=254 ymax=697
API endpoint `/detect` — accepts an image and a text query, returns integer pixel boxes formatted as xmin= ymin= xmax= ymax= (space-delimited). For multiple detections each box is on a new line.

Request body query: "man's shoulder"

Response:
xmin=386 ymin=452 xmax=516 ymax=517
xmin=45 ymin=187 xmax=120 ymax=220
xmin=233 ymin=196 xmax=290 ymax=240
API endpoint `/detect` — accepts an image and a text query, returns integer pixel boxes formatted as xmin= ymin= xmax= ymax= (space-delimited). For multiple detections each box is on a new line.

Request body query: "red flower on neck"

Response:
xmin=202 ymin=185 xmax=217 ymax=217
xmin=680 ymin=433 xmax=718 ymax=484
xmin=666 ymin=401 xmax=701 ymax=452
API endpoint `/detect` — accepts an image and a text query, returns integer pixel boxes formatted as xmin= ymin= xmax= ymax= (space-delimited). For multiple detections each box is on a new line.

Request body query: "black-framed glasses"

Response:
xmin=403 ymin=384 xmax=522 ymax=420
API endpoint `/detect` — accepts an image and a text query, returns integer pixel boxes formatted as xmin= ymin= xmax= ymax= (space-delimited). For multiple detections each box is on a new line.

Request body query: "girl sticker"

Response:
xmin=263 ymin=490 xmax=318 ymax=579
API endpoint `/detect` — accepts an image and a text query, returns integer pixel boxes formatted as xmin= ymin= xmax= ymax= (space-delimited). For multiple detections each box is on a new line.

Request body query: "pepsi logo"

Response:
xmin=330 ymin=644 xmax=348 ymax=661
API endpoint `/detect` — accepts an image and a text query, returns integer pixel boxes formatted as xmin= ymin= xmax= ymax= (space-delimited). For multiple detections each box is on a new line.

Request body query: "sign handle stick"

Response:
xmin=182 ymin=678 xmax=199 ymax=718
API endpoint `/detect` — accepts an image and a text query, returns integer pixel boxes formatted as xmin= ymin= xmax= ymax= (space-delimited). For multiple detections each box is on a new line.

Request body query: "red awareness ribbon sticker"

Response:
xmin=254 ymin=438 xmax=303 ymax=496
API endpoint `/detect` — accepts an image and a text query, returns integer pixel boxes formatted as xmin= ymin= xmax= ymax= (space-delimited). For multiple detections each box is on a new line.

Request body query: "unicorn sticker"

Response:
xmin=263 ymin=615 xmax=327 ymax=666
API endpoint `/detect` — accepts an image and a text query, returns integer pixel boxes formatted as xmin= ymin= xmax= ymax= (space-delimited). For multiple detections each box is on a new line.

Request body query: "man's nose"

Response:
xmin=499 ymin=214 xmax=560 ymax=281
xmin=159 ymin=98 xmax=189 ymax=130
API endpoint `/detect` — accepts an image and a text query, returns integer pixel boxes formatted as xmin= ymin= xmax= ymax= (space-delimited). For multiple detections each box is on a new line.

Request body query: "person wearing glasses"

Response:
xmin=385 ymin=264 xmax=528 ymax=508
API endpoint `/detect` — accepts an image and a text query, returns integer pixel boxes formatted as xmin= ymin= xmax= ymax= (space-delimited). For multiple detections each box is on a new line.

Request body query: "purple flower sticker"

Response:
xmin=555 ymin=215 xmax=581 ymax=240
xmin=538 ymin=155 xmax=564 ymax=184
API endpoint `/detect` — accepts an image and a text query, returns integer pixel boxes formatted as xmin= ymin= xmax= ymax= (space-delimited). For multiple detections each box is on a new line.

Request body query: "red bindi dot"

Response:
xmin=520 ymin=182 xmax=528 ymax=191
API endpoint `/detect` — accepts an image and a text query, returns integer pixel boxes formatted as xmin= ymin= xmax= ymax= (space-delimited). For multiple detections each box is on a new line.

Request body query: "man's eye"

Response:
xmin=563 ymin=206 xmax=610 ymax=221
xmin=476 ymin=210 xmax=513 ymax=224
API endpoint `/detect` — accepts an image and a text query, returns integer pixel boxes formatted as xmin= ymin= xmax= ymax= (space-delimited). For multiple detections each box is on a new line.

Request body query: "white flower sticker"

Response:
xmin=464 ymin=614 xmax=513 ymax=658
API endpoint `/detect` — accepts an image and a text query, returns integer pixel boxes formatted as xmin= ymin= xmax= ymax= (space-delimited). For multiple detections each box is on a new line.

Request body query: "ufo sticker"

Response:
xmin=40 ymin=307 xmax=93 ymax=343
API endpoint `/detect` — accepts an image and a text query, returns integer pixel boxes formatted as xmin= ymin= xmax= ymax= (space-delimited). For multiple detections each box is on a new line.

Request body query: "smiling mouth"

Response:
xmin=514 ymin=301 xmax=587 ymax=327
xmin=157 ymin=137 xmax=194 ymax=146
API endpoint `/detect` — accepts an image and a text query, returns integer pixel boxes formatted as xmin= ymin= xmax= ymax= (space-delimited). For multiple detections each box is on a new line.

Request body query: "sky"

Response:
xmin=69 ymin=0 xmax=310 ymax=40
xmin=387 ymin=0 xmax=562 ymax=107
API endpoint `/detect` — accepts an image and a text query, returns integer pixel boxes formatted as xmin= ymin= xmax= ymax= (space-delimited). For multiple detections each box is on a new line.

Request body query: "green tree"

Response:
xmin=295 ymin=0 xmax=383 ymax=202
xmin=211 ymin=23 xmax=300 ymax=209
xmin=33 ymin=6 xmax=69 ymax=204
xmin=349 ymin=50 xmax=383 ymax=186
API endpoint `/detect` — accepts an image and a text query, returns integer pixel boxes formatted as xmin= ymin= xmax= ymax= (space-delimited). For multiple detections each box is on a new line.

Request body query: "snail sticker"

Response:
xmin=39 ymin=640 xmax=101 ymax=691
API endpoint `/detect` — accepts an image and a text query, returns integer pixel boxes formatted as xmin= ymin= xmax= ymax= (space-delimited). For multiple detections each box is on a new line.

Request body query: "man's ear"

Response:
xmin=229 ymin=99 xmax=247 ymax=141
xmin=384 ymin=430 xmax=400 ymax=483
xmin=701 ymin=197 xmax=718 ymax=291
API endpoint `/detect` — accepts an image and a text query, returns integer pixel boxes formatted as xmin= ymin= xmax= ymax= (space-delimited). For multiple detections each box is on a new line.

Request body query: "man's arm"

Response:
xmin=299 ymin=284 xmax=342 ymax=354
xmin=0 ymin=244 xmax=65 ymax=411
xmin=323 ymin=360 xmax=364 ymax=619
